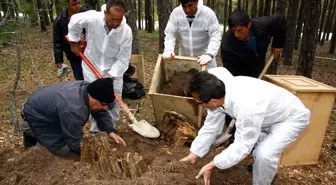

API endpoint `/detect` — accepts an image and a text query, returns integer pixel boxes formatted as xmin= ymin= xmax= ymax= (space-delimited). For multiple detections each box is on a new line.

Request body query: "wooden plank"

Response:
xmin=130 ymin=54 xmax=146 ymax=86
xmin=149 ymin=55 xmax=164 ymax=94
xmin=164 ymin=56 xmax=200 ymax=81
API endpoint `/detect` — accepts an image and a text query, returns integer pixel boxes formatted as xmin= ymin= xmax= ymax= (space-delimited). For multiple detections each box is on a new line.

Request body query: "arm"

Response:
xmin=53 ymin=18 xmax=64 ymax=64
xmin=259 ymin=13 xmax=287 ymax=48
xmin=68 ymin=10 xmax=96 ymax=42
xmin=206 ymin=12 xmax=221 ymax=57
xmin=221 ymin=48 xmax=244 ymax=76
xmin=163 ymin=10 xmax=178 ymax=53
xmin=91 ymin=109 xmax=116 ymax=134
xmin=108 ymin=26 xmax=132 ymax=77
xmin=213 ymin=101 xmax=268 ymax=169
xmin=190 ymin=109 xmax=226 ymax=157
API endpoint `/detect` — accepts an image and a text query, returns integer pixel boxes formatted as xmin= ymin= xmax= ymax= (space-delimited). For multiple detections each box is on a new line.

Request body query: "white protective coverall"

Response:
xmin=190 ymin=67 xmax=310 ymax=185
xmin=68 ymin=10 xmax=132 ymax=131
xmin=164 ymin=1 xmax=221 ymax=69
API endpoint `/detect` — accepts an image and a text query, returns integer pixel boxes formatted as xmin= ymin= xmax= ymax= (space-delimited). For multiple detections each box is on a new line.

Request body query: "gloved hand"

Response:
xmin=197 ymin=54 xmax=212 ymax=65
xmin=162 ymin=52 xmax=175 ymax=61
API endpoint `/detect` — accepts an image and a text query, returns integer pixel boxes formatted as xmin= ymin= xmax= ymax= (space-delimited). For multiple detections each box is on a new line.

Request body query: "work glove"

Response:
xmin=162 ymin=51 xmax=175 ymax=61
xmin=197 ymin=54 xmax=212 ymax=65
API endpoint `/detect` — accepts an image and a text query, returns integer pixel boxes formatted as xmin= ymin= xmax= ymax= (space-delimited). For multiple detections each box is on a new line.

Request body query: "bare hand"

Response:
xmin=108 ymin=132 xmax=126 ymax=146
xmin=55 ymin=63 xmax=63 ymax=69
xmin=70 ymin=42 xmax=80 ymax=55
xmin=180 ymin=152 xmax=198 ymax=164
xmin=196 ymin=161 xmax=216 ymax=185
xmin=272 ymin=48 xmax=282 ymax=58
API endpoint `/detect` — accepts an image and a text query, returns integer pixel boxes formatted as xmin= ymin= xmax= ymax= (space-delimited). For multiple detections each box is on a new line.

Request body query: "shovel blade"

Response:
xmin=129 ymin=120 xmax=160 ymax=138
xmin=212 ymin=133 xmax=232 ymax=147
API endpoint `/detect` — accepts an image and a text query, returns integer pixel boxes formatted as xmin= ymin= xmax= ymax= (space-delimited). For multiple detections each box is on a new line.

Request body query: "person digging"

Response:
xmin=20 ymin=78 xmax=126 ymax=155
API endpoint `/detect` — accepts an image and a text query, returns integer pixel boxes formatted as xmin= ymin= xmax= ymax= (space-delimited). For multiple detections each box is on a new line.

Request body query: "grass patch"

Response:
xmin=138 ymin=30 xmax=160 ymax=38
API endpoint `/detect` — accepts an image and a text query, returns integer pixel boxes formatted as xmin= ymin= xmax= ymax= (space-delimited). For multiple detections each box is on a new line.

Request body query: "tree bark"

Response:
xmin=42 ymin=0 xmax=50 ymax=26
xmin=245 ymin=0 xmax=248 ymax=12
xmin=223 ymin=0 xmax=228 ymax=32
xmin=318 ymin=0 xmax=329 ymax=42
xmin=152 ymin=0 xmax=155 ymax=31
xmin=237 ymin=0 xmax=241 ymax=9
xmin=272 ymin=0 xmax=276 ymax=14
xmin=258 ymin=0 xmax=264 ymax=17
xmin=283 ymin=0 xmax=300 ymax=66
xmin=294 ymin=0 xmax=305 ymax=49
xmin=264 ymin=0 xmax=271 ymax=16
xmin=228 ymin=0 xmax=232 ymax=17
xmin=138 ymin=0 xmax=142 ymax=30
xmin=329 ymin=17 xmax=336 ymax=53
xmin=36 ymin=0 xmax=47 ymax=31
xmin=48 ymin=1 xmax=54 ymax=22
xmin=251 ymin=0 xmax=257 ymax=18
xmin=125 ymin=0 xmax=140 ymax=54
xmin=321 ymin=0 xmax=334 ymax=45
xmin=157 ymin=0 xmax=171 ymax=53
xmin=326 ymin=1 xmax=336 ymax=41
xmin=276 ymin=0 xmax=285 ymax=14
xmin=297 ymin=0 xmax=321 ymax=78
xmin=145 ymin=0 xmax=153 ymax=33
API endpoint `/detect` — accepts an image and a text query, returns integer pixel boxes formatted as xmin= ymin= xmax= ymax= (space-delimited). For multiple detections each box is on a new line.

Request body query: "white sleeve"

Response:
xmin=163 ymin=10 xmax=178 ymax=53
xmin=190 ymin=108 xmax=225 ymax=157
xmin=108 ymin=27 xmax=132 ymax=77
xmin=206 ymin=12 xmax=221 ymax=56
xmin=213 ymin=100 xmax=268 ymax=169
xmin=68 ymin=11 xmax=96 ymax=42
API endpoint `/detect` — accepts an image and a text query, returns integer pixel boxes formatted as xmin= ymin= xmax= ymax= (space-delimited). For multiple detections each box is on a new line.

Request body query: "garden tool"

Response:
xmin=65 ymin=36 xmax=160 ymax=138
xmin=212 ymin=54 xmax=275 ymax=147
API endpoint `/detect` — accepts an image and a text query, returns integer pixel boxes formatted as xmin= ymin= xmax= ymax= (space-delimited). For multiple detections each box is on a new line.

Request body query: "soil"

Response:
xmin=160 ymin=69 xmax=198 ymax=97
xmin=0 ymin=26 xmax=335 ymax=185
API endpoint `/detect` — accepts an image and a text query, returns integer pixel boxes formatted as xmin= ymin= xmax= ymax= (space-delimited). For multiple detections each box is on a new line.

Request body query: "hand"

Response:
xmin=197 ymin=54 xmax=212 ymax=65
xmin=272 ymin=48 xmax=282 ymax=58
xmin=196 ymin=161 xmax=216 ymax=185
xmin=108 ymin=132 xmax=126 ymax=146
xmin=162 ymin=52 xmax=175 ymax=61
xmin=70 ymin=42 xmax=80 ymax=55
xmin=55 ymin=63 xmax=63 ymax=69
xmin=179 ymin=152 xmax=198 ymax=164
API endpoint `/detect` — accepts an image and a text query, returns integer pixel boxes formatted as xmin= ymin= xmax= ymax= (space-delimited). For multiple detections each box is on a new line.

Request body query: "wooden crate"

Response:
xmin=264 ymin=75 xmax=336 ymax=166
xmin=130 ymin=55 xmax=145 ymax=86
xmin=149 ymin=55 xmax=203 ymax=127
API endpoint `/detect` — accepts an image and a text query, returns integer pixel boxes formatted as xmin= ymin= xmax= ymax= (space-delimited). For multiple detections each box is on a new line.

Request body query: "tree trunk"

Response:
xmin=8 ymin=0 xmax=15 ymax=18
xmin=294 ymin=0 xmax=305 ymax=49
xmin=329 ymin=17 xmax=336 ymax=53
xmin=258 ymin=0 xmax=264 ymax=17
xmin=55 ymin=0 xmax=62 ymax=16
xmin=1 ymin=0 xmax=10 ymax=19
xmin=42 ymin=0 xmax=50 ymax=26
xmin=223 ymin=0 xmax=228 ymax=32
xmin=48 ymin=1 xmax=54 ymax=22
xmin=245 ymin=0 xmax=248 ymax=12
xmin=13 ymin=0 xmax=19 ymax=20
xmin=36 ymin=0 xmax=47 ymax=31
xmin=145 ymin=0 xmax=153 ymax=33
xmin=157 ymin=0 xmax=171 ymax=53
xmin=125 ymin=0 xmax=140 ymax=54
xmin=326 ymin=2 xmax=336 ymax=41
xmin=85 ymin=0 xmax=98 ymax=10
xmin=237 ymin=0 xmax=241 ymax=9
xmin=228 ymin=0 xmax=232 ymax=17
xmin=318 ymin=0 xmax=329 ymax=42
xmin=138 ymin=0 xmax=142 ymax=30
xmin=276 ymin=0 xmax=285 ymax=14
xmin=264 ymin=0 xmax=271 ymax=16
xmin=152 ymin=0 xmax=155 ymax=31
xmin=272 ymin=0 xmax=276 ymax=14
xmin=283 ymin=0 xmax=300 ymax=66
xmin=321 ymin=0 xmax=334 ymax=45
xmin=251 ymin=0 xmax=257 ymax=18
xmin=297 ymin=0 xmax=321 ymax=78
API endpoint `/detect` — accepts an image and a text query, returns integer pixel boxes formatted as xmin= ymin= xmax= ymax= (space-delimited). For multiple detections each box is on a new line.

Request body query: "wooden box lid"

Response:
xmin=264 ymin=75 xmax=336 ymax=93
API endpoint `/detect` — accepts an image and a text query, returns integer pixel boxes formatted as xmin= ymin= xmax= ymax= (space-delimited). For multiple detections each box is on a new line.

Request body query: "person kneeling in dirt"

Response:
xmin=20 ymin=78 xmax=126 ymax=155
xmin=180 ymin=67 xmax=310 ymax=185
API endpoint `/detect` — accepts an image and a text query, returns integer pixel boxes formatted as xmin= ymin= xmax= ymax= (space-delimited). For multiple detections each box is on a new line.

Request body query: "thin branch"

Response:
xmin=0 ymin=8 xmax=9 ymax=27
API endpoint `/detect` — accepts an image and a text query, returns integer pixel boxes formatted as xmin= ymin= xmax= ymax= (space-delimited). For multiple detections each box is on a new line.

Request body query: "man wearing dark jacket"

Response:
xmin=53 ymin=0 xmax=86 ymax=80
xmin=221 ymin=9 xmax=287 ymax=78
xmin=20 ymin=78 xmax=126 ymax=155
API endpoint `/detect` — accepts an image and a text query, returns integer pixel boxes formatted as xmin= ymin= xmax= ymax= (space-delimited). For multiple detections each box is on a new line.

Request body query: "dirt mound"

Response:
xmin=160 ymin=69 xmax=198 ymax=96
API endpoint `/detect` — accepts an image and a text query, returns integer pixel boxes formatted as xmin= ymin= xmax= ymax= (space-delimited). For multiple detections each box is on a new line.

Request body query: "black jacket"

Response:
xmin=221 ymin=13 xmax=287 ymax=77
xmin=22 ymin=81 xmax=116 ymax=154
xmin=53 ymin=8 xmax=86 ymax=64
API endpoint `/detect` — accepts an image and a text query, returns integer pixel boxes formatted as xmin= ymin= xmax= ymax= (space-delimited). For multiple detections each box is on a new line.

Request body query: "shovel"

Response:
xmin=212 ymin=54 xmax=275 ymax=147
xmin=65 ymin=36 xmax=160 ymax=138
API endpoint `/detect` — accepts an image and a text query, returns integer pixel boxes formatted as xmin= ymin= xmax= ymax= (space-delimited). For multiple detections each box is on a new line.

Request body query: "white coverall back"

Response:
xmin=190 ymin=67 xmax=310 ymax=185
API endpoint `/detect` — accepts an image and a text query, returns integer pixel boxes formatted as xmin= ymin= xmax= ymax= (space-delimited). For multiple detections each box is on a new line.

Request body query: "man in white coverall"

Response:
xmin=163 ymin=0 xmax=221 ymax=69
xmin=68 ymin=0 xmax=132 ymax=132
xmin=180 ymin=67 xmax=310 ymax=185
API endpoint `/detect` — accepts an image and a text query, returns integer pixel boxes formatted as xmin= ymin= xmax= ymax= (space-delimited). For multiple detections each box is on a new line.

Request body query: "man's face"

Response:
xmin=182 ymin=0 xmax=198 ymax=16
xmin=104 ymin=6 xmax=125 ymax=30
xmin=231 ymin=22 xmax=251 ymax=41
xmin=67 ymin=0 xmax=80 ymax=14
xmin=191 ymin=92 xmax=219 ymax=110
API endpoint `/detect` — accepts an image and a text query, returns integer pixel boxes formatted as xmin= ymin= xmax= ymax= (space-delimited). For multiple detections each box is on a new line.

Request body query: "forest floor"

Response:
xmin=0 ymin=26 xmax=335 ymax=185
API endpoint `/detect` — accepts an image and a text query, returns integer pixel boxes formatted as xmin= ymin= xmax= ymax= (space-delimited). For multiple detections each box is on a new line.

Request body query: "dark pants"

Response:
xmin=69 ymin=58 xmax=84 ymax=80
xmin=225 ymin=115 xmax=236 ymax=144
